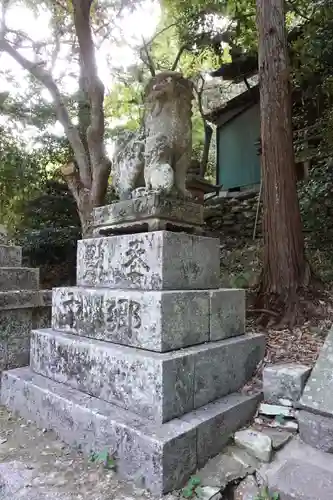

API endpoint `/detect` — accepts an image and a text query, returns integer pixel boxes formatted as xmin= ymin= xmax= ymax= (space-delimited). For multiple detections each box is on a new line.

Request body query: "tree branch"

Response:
xmin=140 ymin=36 xmax=156 ymax=76
xmin=0 ymin=37 xmax=91 ymax=188
xmin=171 ymin=44 xmax=189 ymax=71
xmin=72 ymin=0 xmax=110 ymax=205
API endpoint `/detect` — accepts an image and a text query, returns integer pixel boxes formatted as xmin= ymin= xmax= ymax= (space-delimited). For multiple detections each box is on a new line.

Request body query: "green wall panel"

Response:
xmin=217 ymin=104 xmax=261 ymax=189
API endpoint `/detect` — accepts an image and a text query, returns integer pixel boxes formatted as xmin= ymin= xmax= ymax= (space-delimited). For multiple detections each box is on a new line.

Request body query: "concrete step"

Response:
xmin=260 ymin=438 xmax=333 ymax=500
xmin=0 ymin=267 xmax=39 ymax=291
xmin=1 ymin=367 xmax=261 ymax=495
xmin=77 ymin=231 xmax=220 ymax=290
xmin=30 ymin=328 xmax=265 ymax=424
xmin=51 ymin=286 xmax=245 ymax=352
xmin=0 ymin=245 xmax=22 ymax=267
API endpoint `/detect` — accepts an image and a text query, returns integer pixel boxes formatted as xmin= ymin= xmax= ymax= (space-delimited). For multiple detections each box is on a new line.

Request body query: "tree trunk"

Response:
xmin=255 ymin=0 xmax=312 ymax=325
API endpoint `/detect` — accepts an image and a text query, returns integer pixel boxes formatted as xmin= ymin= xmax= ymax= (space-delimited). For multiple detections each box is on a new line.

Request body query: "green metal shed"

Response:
xmin=207 ymin=85 xmax=261 ymax=191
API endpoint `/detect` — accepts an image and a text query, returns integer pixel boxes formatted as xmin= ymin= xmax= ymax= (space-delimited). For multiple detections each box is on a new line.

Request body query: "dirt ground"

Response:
xmin=0 ymin=405 xmax=168 ymax=500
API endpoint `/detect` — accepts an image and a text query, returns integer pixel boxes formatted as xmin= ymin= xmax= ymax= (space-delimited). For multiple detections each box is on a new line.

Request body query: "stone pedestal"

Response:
xmin=1 ymin=196 xmax=265 ymax=495
xmin=0 ymin=232 xmax=51 ymax=376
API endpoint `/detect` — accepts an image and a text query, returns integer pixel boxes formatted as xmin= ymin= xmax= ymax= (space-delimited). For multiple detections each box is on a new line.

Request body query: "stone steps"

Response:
xmin=0 ymin=267 xmax=39 ymax=291
xmin=0 ymin=245 xmax=22 ymax=267
xmin=1 ymin=367 xmax=261 ymax=495
xmin=51 ymin=286 xmax=245 ymax=351
xmin=30 ymin=328 xmax=265 ymax=424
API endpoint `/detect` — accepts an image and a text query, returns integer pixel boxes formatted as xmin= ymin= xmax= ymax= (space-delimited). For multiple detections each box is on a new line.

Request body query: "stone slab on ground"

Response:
xmin=297 ymin=409 xmax=333 ymax=452
xmin=30 ymin=328 xmax=265 ymax=423
xmin=0 ymin=268 xmax=39 ymax=291
xmin=260 ymin=437 xmax=333 ymax=500
xmin=254 ymin=428 xmax=293 ymax=451
xmin=267 ymin=459 xmax=333 ymax=500
xmin=0 ymin=245 xmax=22 ymax=267
xmin=51 ymin=287 xmax=245 ymax=351
xmin=0 ymin=367 xmax=261 ymax=495
xmin=263 ymin=363 xmax=311 ymax=403
xmin=234 ymin=429 xmax=272 ymax=463
xmin=197 ymin=447 xmax=255 ymax=488
xmin=233 ymin=476 xmax=259 ymax=500
xmin=76 ymin=232 xmax=220 ymax=290
xmin=300 ymin=327 xmax=333 ymax=414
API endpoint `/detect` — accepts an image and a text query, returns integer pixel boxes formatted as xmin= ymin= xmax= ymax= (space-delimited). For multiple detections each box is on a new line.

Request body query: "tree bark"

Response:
xmin=0 ymin=1 xmax=111 ymax=239
xmin=256 ymin=0 xmax=312 ymax=325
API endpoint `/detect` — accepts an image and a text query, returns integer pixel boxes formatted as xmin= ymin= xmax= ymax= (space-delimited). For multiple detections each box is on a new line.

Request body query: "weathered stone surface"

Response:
xmin=52 ymin=287 xmax=210 ymax=351
xmin=234 ymin=429 xmax=272 ymax=463
xmin=76 ymin=232 xmax=220 ymax=290
xmin=1 ymin=367 xmax=261 ymax=495
xmin=300 ymin=328 xmax=333 ymax=414
xmin=93 ymin=195 xmax=203 ymax=236
xmin=264 ymin=363 xmax=311 ymax=403
xmin=267 ymin=458 xmax=333 ymax=500
xmin=0 ymin=267 xmax=39 ymax=291
xmin=298 ymin=410 xmax=333 ymax=452
xmin=51 ymin=287 xmax=246 ymax=352
xmin=256 ymin=428 xmax=293 ymax=451
xmin=0 ymin=245 xmax=22 ymax=267
xmin=0 ymin=307 xmax=51 ymax=376
xmin=233 ymin=476 xmax=259 ymax=500
xmin=259 ymin=403 xmax=295 ymax=418
xmin=30 ymin=329 xmax=265 ymax=423
xmin=0 ymin=225 xmax=7 ymax=244
xmin=0 ymin=290 xmax=51 ymax=311
xmin=209 ymin=289 xmax=245 ymax=341
xmin=112 ymin=72 xmax=193 ymax=200
xmin=197 ymin=449 xmax=253 ymax=488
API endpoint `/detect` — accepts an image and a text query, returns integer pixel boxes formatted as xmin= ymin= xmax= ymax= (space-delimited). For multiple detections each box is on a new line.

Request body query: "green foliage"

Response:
xmin=255 ymin=487 xmax=279 ymax=500
xmin=89 ymin=450 xmax=117 ymax=470
xmin=16 ymin=179 xmax=81 ymax=287
xmin=181 ymin=476 xmax=202 ymax=499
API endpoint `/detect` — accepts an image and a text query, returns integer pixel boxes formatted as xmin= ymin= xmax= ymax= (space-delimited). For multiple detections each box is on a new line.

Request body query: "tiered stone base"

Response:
xmin=1 ymin=197 xmax=265 ymax=495
xmin=0 ymin=244 xmax=51 ymax=375
xmin=2 ymin=367 xmax=260 ymax=494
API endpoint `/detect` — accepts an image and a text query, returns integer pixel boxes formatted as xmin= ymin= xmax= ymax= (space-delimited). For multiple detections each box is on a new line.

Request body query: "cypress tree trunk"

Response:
xmin=255 ymin=0 xmax=313 ymax=325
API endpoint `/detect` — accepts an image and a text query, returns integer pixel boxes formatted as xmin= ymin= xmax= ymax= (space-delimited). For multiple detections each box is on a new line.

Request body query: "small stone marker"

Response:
xmin=234 ymin=429 xmax=272 ymax=463
xmin=263 ymin=363 xmax=311 ymax=403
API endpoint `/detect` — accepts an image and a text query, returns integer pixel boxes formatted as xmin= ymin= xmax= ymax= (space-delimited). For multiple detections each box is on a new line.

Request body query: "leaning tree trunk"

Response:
xmin=255 ymin=0 xmax=312 ymax=325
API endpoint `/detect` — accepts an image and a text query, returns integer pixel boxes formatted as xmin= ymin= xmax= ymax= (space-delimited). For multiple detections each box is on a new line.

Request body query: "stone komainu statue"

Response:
xmin=112 ymin=71 xmax=194 ymax=200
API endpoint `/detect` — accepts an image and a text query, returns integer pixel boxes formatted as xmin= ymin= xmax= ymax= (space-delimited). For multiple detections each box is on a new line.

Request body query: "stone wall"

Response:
xmin=205 ymin=191 xmax=262 ymax=240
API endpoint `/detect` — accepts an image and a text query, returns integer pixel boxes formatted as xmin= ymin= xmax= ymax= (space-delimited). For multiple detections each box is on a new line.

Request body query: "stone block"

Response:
xmin=0 ymin=267 xmax=39 ymax=291
xmin=52 ymin=287 xmax=210 ymax=352
xmin=0 ymin=307 xmax=51 ymax=376
xmin=300 ymin=327 xmax=333 ymax=414
xmin=0 ymin=245 xmax=22 ymax=267
xmin=76 ymin=231 xmax=220 ymax=290
xmin=267 ymin=458 xmax=333 ymax=500
xmin=298 ymin=410 xmax=333 ymax=452
xmin=263 ymin=363 xmax=311 ymax=403
xmin=209 ymin=289 xmax=245 ymax=341
xmin=0 ymin=290 xmax=51 ymax=311
xmin=1 ymin=367 xmax=260 ymax=495
xmin=51 ymin=287 xmax=246 ymax=352
xmin=30 ymin=329 xmax=265 ymax=423
xmin=93 ymin=194 xmax=204 ymax=236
